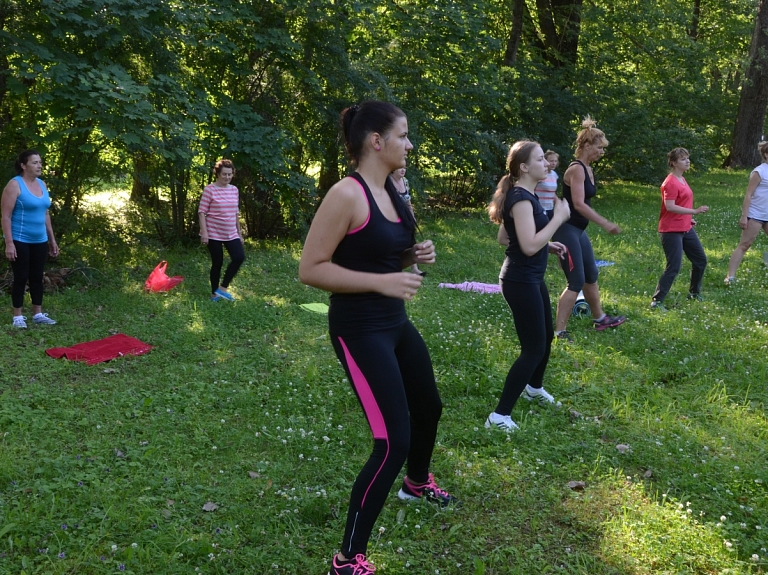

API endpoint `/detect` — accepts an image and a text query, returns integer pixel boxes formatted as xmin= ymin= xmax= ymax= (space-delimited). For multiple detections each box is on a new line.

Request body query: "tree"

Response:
xmin=726 ymin=0 xmax=768 ymax=168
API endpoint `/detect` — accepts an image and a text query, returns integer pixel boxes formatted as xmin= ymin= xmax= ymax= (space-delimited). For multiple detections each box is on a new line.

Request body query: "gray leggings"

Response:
xmin=652 ymin=229 xmax=707 ymax=302
xmin=551 ymin=223 xmax=598 ymax=292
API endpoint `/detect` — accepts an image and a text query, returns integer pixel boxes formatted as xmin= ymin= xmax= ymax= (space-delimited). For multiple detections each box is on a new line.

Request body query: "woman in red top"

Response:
xmin=651 ymin=148 xmax=709 ymax=309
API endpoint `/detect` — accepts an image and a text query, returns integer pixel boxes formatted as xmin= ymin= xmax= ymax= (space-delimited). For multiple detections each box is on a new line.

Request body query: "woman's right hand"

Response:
xmin=5 ymin=243 xmax=16 ymax=261
xmin=379 ymin=271 xmax=425 ymax=301
xmin=739 ymin=215 xmax=748 ymax=230
xmin=603 ymin=220 xmax=621 ymax=234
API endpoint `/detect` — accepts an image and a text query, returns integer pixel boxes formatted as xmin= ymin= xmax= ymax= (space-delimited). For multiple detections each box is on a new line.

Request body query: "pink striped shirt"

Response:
xmin=199 ymin=184 xmax=240 ymax=241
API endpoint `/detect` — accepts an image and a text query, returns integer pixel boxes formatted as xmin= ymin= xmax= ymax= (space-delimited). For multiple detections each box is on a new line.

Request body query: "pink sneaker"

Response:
xmin=328 ymin=553 xmax=376 ymax=575
xmin=397 ymin=473 xmax=460 ymax=507
xmin=593 ymin=314 xmax=626 ymax=331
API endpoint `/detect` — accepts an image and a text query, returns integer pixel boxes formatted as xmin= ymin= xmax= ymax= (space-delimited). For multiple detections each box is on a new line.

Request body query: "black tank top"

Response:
xmin=499 ymin=187 xmax=549 ymax=283
xmin=562 ymin=160 xmax=596 ymax=230
xmin=328 ymin=172 xmax=412 ymax=335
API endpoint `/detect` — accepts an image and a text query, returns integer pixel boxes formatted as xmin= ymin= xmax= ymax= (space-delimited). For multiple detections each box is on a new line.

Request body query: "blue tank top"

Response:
xmin=9 ymin=176 xmax=51 ymax=243
xmin=562 ymin=161 xmax=596 ymax=231
xmin=499 ymin=187 xmax=549 ymax=283
xmin=328 ymin=172 xmax=413 ymax=335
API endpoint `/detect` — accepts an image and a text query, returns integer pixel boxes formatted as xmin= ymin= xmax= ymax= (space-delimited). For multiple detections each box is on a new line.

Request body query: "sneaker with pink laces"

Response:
xmin=593 ymin=314 xmax=626 ymax=331
xmin=328 ymin=553 xmax=376 ymax=575
xmin=397 ymin=473 xmax=460 ymax=507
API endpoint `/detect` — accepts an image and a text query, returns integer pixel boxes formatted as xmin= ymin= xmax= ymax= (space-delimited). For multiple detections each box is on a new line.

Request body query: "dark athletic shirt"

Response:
xmin=328 ymin=172 xmax=412 ymax=335
xmin=499 ymin=187 xmax=549 ymax=283
xmin=562 ymin=160 xmax=596 ymax=231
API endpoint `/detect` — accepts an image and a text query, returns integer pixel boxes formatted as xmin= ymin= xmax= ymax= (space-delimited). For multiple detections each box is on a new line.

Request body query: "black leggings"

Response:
xmin=10 ymin=241 xmax=48 ymax=308
xmin=330 ymin=320 xmax=442 ymax=557
xmin=495 ymin=280 xmax=554 ymax=415
xmin=207 ymin=239 xmax=245 ymax=294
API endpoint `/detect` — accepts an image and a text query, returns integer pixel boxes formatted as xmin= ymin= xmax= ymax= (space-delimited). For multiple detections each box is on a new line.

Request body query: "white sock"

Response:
xmin=594 ymin=314 xmax=606 ymax=322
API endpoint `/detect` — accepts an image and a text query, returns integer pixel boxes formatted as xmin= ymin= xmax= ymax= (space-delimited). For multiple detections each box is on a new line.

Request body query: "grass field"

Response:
xmin=0 ymin=169 xmax=766 ymax=574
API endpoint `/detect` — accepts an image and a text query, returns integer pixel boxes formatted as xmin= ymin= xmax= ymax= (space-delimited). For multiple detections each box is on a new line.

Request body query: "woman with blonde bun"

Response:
xmin=551 ymin=117 xmax=625 ymax=341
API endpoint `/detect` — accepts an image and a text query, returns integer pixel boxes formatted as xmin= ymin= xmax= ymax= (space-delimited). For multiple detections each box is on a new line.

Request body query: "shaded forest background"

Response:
xmin=0 ymin=0 xmax=764 ymax=241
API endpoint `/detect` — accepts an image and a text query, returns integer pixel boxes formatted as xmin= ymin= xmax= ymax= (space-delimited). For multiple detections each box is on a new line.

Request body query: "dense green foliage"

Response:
xmin=1 ymin=170 xmax=767 ymax=574
xmin=0 ymin=0 xmax=758 ymax=240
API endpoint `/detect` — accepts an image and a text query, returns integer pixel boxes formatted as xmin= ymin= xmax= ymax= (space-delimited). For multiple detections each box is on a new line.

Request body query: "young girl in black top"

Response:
xmin=299 ymin=101 xmax=458 ymax=575
xmin=486 ymin=140 xmax=570 ymax=432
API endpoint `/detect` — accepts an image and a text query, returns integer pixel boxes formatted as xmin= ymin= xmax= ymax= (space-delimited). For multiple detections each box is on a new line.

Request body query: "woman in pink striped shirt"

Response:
xmin=198 ymin=159 xmax=245 ymax=301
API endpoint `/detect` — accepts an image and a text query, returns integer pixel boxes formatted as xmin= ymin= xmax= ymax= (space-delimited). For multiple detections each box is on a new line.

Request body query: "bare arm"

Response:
xmin=565 ymin=164 xmax=620 ymax=234
xmin=497 ymin=225 xmax=509 ymax=246
xmin=664 ymin=199 xmax=708 ymax=215
xmin=199 ymin=212 xmax=209 ymax=244
xmin=1 ymin=180 xmax=20 ymax=260
xmin=739 ymin=171 xmax=761 ymax=229
xmin=298 ymin=179 xmax=425 ymax=301
xmin=45 ymin=211 xmax=59 ymax=257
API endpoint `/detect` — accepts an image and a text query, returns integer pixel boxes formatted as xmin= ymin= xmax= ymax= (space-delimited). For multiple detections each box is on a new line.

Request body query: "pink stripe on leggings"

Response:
xmin=337 ymin=336 xmax=389 ymax=507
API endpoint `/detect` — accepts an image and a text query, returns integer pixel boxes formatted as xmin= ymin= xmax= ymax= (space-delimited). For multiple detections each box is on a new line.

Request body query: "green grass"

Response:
xmin=0 ymin=169 xmax=766 ymax=574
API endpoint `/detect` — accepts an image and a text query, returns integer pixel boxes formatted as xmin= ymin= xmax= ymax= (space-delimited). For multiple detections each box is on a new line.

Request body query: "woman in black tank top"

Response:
xmin=551 ymin=117 xmax=626 ymax=341
xmin=299 ymin=101 xmax=458 ymax=575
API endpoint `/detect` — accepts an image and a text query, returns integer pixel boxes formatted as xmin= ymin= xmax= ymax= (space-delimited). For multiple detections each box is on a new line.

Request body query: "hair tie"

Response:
xmin=350 ymin=104 xmax=360 ymax=113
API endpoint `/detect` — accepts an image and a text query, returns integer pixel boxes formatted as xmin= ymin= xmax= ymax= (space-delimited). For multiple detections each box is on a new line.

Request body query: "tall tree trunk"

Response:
xmin=0 ymin=1 xmax=11 ymax=132
xmin=130 ymin=153 xmax=155 ymax=205
xmin=726 ymin=0 xmax=768 ymax=168
xmin=504 ymin=0 xmax=526 ymax=66
xmin=534 ymin=0 xmax=583 ymax=67
xmin=688 ymin=0 xmax=701 ymax=40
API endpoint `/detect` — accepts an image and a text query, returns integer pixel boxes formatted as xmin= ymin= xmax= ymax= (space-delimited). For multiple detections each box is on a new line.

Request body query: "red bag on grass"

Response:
xmin=144 ymin=261 xmax=184 ymax=292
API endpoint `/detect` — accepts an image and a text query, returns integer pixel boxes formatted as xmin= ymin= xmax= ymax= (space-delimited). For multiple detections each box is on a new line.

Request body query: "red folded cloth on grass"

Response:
xmin=46 ymin=334 xmax=153 ymax=365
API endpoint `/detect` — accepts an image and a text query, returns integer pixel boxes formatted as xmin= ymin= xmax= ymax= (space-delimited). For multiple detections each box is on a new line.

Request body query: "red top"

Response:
xmin=658 ymin=174 xmax=693 ymax=233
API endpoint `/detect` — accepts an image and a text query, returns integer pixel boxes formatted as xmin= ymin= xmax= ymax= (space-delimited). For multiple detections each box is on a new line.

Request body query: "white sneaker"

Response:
xmin=522 ymin=385 xmax=555 ymax=404
xmin=485 ymin=412 xmax=519 ymax=432
xmin=12 ymin=316 xmax=27 ymax=329
xmin=33 ymin=313 xmax=57 ymax=325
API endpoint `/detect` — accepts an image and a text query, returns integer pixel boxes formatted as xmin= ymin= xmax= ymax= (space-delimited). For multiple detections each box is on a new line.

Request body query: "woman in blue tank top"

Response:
xmin=299 ymin=101 xmax=458 ymax=575
xmin=1 ymin=150 xmax=59 ymax=328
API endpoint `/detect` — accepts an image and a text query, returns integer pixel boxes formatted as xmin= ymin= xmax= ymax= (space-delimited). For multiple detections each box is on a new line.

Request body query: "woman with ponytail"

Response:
xmin=486 ymin=141 xmax=570 ymax=432
xmin=299 ymin=101 xmax=458 ymax=575
xmin=551 ymin=117 xmax=626 ymax=341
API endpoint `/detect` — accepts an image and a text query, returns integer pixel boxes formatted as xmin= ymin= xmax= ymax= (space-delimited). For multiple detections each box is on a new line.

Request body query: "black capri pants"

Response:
xmin=207 ymin=238 xmax=245 ymax=294
xmin=552 ymin=223 xmax=598 ymax=292
xmin=11 ymin=240 xmax=48 ymax=308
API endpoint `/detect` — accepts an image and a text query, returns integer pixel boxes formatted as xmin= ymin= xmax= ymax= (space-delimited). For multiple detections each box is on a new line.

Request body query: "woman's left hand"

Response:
xmin=48 ymin=240 xmax=59 ymax=258
xmin=548 ymin=241 xmax=568 ymax=259
xmin=412 ymin=240 xmax=436 ymax=264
